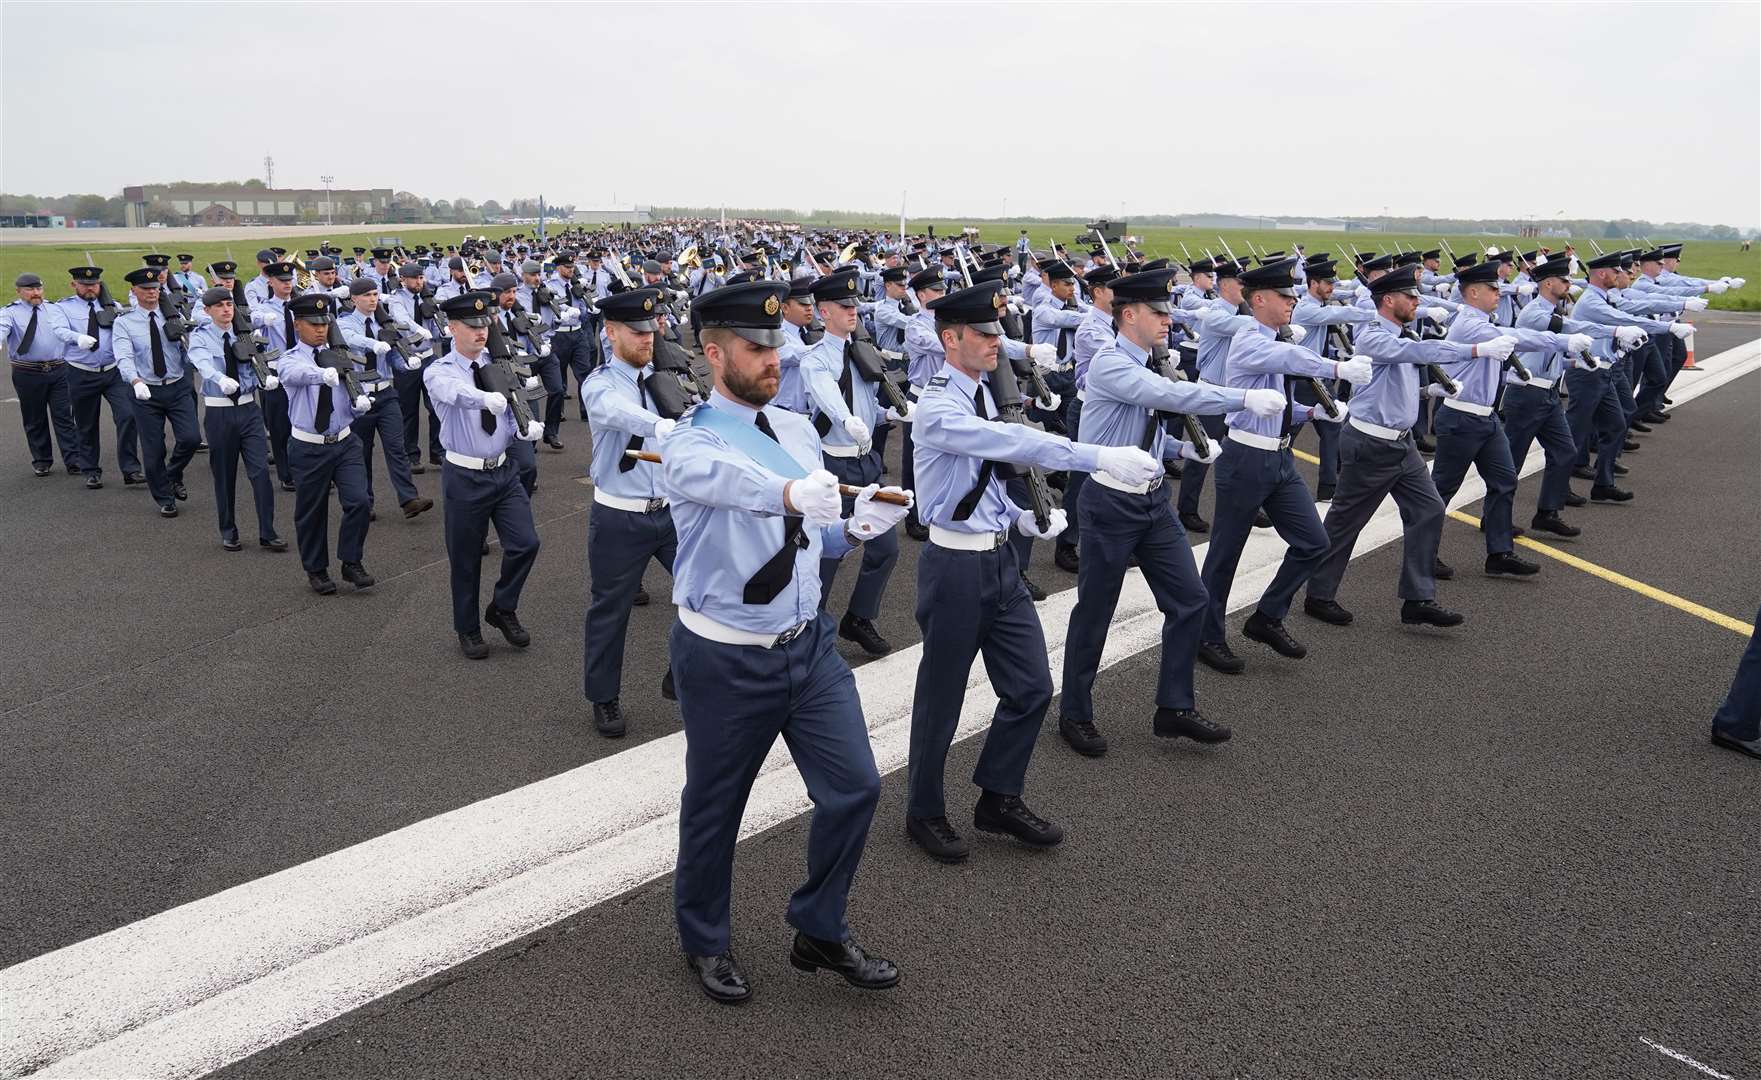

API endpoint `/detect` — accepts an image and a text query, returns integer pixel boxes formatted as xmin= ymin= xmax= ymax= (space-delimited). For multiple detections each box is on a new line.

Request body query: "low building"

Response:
xmin=1 ymin=212 xmax=66 ymax=229
xmin=195 ymin=203 xmax=243 ymax=227
xmin=123 ymin=184 xmax=393 ymax=227
xmin=567 ymin=207 xmax=653 ymax=226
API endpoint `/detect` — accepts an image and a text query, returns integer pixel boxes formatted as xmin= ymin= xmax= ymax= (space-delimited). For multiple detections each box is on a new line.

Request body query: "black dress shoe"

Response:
xmin=685 ymin=952 xmax=752 ymax=1005
xmin=1486 ymin=551 xmax=1540 ymax=577
xmin=402 ymin=496 xmax=434 ymax=518
xmin=308 ymin=571 xmax=337 ymax=595
xmin=1197 ymin=640 xmax=1245 ymax=674
xmin=369 ymin=510 xmax=378 ymax=522
xmin=544 ymin=435 xmax=563 ymax=450
xmin=1242 ymin=611 xmax=1307 ymax=658
xmin=1530 ymin=512 xmax=1580 ymax=538
xmin=1611 ymin=462 xmax=1630 ymax=476
xmin=340 ymin=561 xmax=376 ymax=589
xmin=1054 ymin=543 xmax=1080 ymax=573
xmin=632 ymin=586 xmax=650 ymax=607
xmin=172 ymin=482 xmax=189 ymax=501
xmin=1563 ymin=489 xmax=1587 ymax=507
xmin=124 ymin=472 xmax=147 ymax=485
xmin=1661 ymin=394 xmax=1675 ymax=406
xmin=1414 ymin=435 xmax=1436 ymax=454
xmin=280 ymin=480 xmax=297 ymax=492
xmin=1510 ymin=525 xmax=1526 ymax=539
xmin=973 ymin=792 xmax=1064 ymax=847
xmin=905 ymin=520 xmax=929 ymax=542
xmin=1315 ymin=483 xmax=1336 ymax=502
xmin=1628 ymin=420 xmax=1652 ymax=433
xmin=1571 ymin=465 xmax=1595 ymax=481
xmin=789 ymin=933 xmax=899 ymax=990
xmin=1620 ymin=440 xmax=1639 ymax=453
xmin=1153 ymin=707 xmax=1232 ymax=743
xmin=221 ymin=538 xmax=243 ymax=552
xmin=458 ymin=631 xmax=488 ymax=660
xmin=1710 ymin=726 xmax=1761 ymax=760
xmin=85 ymin=474 xmax=103 ymax=489
xmin=838 ymin=612 xmax=892 ymax=656
xmin=1400 ymin=599 xmax=1464 ymax=627
xmin=1253 ymin=509 xmax=1272 ymax=528
xmin=1059 ymin=715 xmax=1107 ymax=757
xmin=1432 ymin=557 xmax=1455 ymax=581
xmin=905 ymin=814 xmax=969 ymax=863
xmin=411 ymin=461 xmax=426 ymax=474
xmin=485 ymin=605 xmax=530 ymax=647
xmin=260 ymin=536 xmax=290 ymax=552
xmin=661 ymin=668 xmax=677 ymax=701
xmin=1179 ymin=511 xmax=1210 ymax=534
xmin=1303 ymin=597 xmax=1354 ymax=626
xmin=31 ymin=464 xmax=51 ymax=477
xmin=593 ymin=699 xmax=626 ymax=738
xmin=159 ymin=502 xmax=179 ymax=518
xmin=1019 ymin=574 xmax=1047 ymax=602
xmin=1591 ymin=484 xmax=1634 ymax=503
xmin=194 ymin=442 xmax=208 ymax=453
xmin=1643 ymin=410 xmax=1670 ymax=424
xmin=64 ymin=463 xmax=81 ymax=475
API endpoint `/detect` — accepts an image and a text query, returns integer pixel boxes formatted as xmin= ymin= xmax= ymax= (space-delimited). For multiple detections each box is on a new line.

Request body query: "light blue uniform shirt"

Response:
xmin=1030 ymin=293 xmax=1086 ymax=354
xmin=1071 ymin=307 xmax=1115 ymax=389
xmin=1225 ymin=323 xmax=1334 ymax=434
xmin=1194 ymin=296 xmax=1256 ymax=385
xmin=336 ymin=309 xmax=395 ymax=381
xmin=1439 ymin=306 xmax=1568 ymax=408
xmin=2 ymin=299 xmax=70 ymax=363
xmin=422 ymin=345 xmax=517 ymax=460
xmin=582 ymin=358 xmax=666 ymax=500
xmin=662 ymin=391 xmax=855 ymax=633
xmin=111 ymin=304 xmax=190 ymax=384
xmin=1570 ymin=284 xmax=1671 ymax=362
xmin=1083 ymin=333 xmax=1244 ymax=459
xmin=277 ymin=340 xmax=359 ymax=437
xmin=53 ymin=294 xmax=117 ymax=368
xmin=1291 ymin=294 xmax=1374 ymax=359
xmin=912 ymin=363 xmax=1100 ymax=533
xmin=1513 ymin=295 xmax=1611 ymax=383
xmin=902 ymin=310 xmax=1029 ymax=390
xmin=870 ymin=296 xmax=913 ymax=353
xmin=776 ymin=320 xmax=811 ymax=413
xmin=1629 ymin=272 xmax=1702 ymax=296
xmin=187 ymin=320 xmax=262 ymax=398
xmin=801 ymin=331 xmax=882 ymax=449
xmin=1348 ymin=316 xmax=1475 ymax=431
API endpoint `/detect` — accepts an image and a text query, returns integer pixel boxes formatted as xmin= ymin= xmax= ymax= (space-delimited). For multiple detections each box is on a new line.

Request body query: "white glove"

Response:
xmin=1423 ymin=382 xmax=1450 ymax=399
xmin=1706 ymin=281 xmax=1728 ymax=295
xmin=404 ymin=356 xmax=423 ymax=370
xmin=352 ymin=394 xmax=372 ymax=412
xmin=1242 ymin=387 xmax=1286 ymax=417
xmin=1517 ymin=281 xmax=1536 ymax=297
xmin=74 ymin=334 xmax=97 ymax=350
xmin=1424 ymin=306 xmax=1450 ymax=322
xmin=1729 ymin=277 xmax=1746 ymax=289
xmin=1027 ymin=342 xmax=1060 ymax=370
xmin=884 ymin=403 xmax=915 ymax=423
xmin=538 ymin=342 xmax=551 ymax=357
xmin=369 ymin=339 xmax=391 ymax=357
xmin=1614 ymin=325 xmax=1646 ymax=347
xmin=843 ymin=415 xmax=872 ymax=452
xmin=651 ymin=417 xmax=677 ymax=441
xmin=251 ymin=309 xmax=277 ymax=327
xmin=524 ymin=375 xmax=542 ymax=390
xmin=1036 ymin=390 xmax=1061 ymax=412
xmin=1310 ymin=400 xmax=1347 ymax=422
xmin=216 ymin=376 xmax=240 ymax=396
xmin=1433 ymin=282 xmax=1454 ymax=299
xmin=788 ymin=468 xmax=844 ymax=526
xmin=848 ymin=483 xmax=913 ymax=539
xmin=328 ymin=285 xmax=350 ymax=299
xmin=521 ymin=419 xmax=544 ymax=441
xmin=1015 ymin=506 xmax=1068 ymax=541
xmin=1474 ymin=336 xmax=1517 ymax=362
xmin=1557 ymin=333 xmax=1589 ymax=355
xmin=1669 ymin=322 xmax=1694 ymax=340
xmin=1180 ymin=439 xmax=1222 ymax=464
xmin=1094 ymin=444 xmax=1160 ymax=487
xmin=1335 ymin=355 xmax=1375 ymax=386
xmin=559 ymin=305 xmax=582 ymax=321
xmin=1684 ymin=297 xmax=1709 ymax=312
xmin=410 ymin=323 xmax=433 ymax=340
xmin=321 ymin=368 xmax=341 ymax=387
xmin=1284 ymin=323 xmax=1306 ymax=344
xmin=132 ymin=381 xmax=151 ymax=401
xmin=482 ymin=391 xmax=509 ymax=415
xmin=263 ymin=374 xmax=281 ymax=391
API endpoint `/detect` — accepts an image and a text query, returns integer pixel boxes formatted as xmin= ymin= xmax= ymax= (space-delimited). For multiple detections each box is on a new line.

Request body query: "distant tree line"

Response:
xmin=0 ymin=185 xmax=574 ymax=227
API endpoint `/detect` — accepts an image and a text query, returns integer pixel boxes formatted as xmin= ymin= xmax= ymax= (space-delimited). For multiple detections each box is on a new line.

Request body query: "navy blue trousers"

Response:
xmin=1176 ymin=411 xmax=1228 ymax=516
xmin=908 ymin=541 xmax=1050 ymax=818
xmin=1062 ymin=478 xmax=1206 ymax=723
xmin=289 ymin=434 xmax=371 ymax=573
xmin=529 ymin=352 xmax=565 ymax=438
xmin=1502 ymin=383 xmax=1576 ymax=515
xmin=819 ymin=450 xmax=898 ymax=621
xmin=1564 ymin=367 xmax=1623 ymax=487
xmin=394 ymin=365 xmax=439 ymax=465
xmin=1200 ymin=441 xmax=1329 ymax=642
xmin=136 ymin=378 xmax=200 ymax=506
xmin=12 ymin=363 xmax=82 ymax=471
xmin=671 ymin=614 xmax=879 ymax=954
xmin=1714 ymin=601 xmax=1761 ymax=741
xmin=1633 ymin=336 xmax=1672 ymax=419
xmin=204 ymin=402 xmax=277 ymax=544
xmin=262 ymin=383 xmax=293 ymax=485
xmin=1060 ymin=393 xmax=1088 ymax=549
xmin=1430 ymin=408 xmax=1518 ymax=556
xmin=583 ymin=501 xmax=676 ymax=702
xmin=442 ymin=458 xmax=539 ymax=634
xmin=1306 ymin=425 xmax=1443 ymax=605
xmin=66 ymin=364 xmax=140 ymax=477
xmin=351 ymin=392 xmax=419 ymax=507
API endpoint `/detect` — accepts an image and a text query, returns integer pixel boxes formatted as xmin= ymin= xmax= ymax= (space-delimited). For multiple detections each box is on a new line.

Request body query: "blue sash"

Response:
xmin=688 ymin=402 xmax=807 ymax=480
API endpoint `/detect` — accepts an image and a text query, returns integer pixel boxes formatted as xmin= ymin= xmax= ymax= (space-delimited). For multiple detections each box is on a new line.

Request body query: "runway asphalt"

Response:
xmin=4 ymin=313 xmax=1757 ymax=1079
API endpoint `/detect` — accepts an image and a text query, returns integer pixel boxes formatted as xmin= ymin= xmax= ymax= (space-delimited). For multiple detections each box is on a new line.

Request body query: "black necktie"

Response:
xmin=954 ymin=383 xmax=1010 ymax=521
xmin=283 ymin=304 xmax=294 ymax=352
xmin=85 ymin=301 xmax=100 ymax=349
xmin=743 ymin=411 xmax=807 ymax=605
xmin=1279 ymin=374 xmax=1294 ymax=437
xmin=471 ymin=361 xmax=498 ymax=434
xmin=313 ymin=351 xmax=334 ymax=431
xmin=148 ymin=312 xmax=167 ymax=377
xmin=617 ymin=373 xmax=652 ymax=472
xmin=223 ymin=332 xmax=239 ymax=400
xmin=18 ymin=305 xmax=39 ymax=355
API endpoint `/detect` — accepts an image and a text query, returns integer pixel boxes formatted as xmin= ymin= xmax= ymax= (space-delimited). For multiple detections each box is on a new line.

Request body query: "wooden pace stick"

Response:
xmin=621 ymin=451 xmax=913 ymax=506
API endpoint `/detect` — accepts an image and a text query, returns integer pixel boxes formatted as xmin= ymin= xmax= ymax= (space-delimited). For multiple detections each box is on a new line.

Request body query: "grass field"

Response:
xmin=5 ymin=220 xmax=1758 ymax=310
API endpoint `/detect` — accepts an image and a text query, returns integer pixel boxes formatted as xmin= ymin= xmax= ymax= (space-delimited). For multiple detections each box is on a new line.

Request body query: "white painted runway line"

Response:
xmin=1641 ymin=1037 xmax=1738 ymax=1080
xmin=6 ymin=340 xmax=1758 ymax=1080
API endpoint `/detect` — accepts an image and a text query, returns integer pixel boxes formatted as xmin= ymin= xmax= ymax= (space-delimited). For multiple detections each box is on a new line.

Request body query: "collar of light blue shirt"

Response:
xmin=709 ymin=388 xmax=760 ymax=419
xmin=1113 ymin=333 xmax=1150 ymax=363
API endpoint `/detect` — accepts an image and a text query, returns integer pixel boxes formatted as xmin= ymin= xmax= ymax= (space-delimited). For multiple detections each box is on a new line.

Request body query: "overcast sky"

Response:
xmin=4 ymin=2 xmax=1758 ymax=227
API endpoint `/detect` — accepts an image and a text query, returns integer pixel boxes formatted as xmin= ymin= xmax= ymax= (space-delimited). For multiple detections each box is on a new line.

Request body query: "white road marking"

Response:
xmin=5 ymin=340 xmax=1759 ymax=1080
xmin=1641 ymin=1037 xmax=1737 ymax=1080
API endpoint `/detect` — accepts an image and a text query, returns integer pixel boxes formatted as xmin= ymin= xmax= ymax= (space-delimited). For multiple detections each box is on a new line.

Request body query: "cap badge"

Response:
xmin=643 ymin=298 xmax=654 ymax=312
xmin=763 ymin=295 xmax=780 ymax=316
xmin=473 ymin=299 xmax=484 ymax=311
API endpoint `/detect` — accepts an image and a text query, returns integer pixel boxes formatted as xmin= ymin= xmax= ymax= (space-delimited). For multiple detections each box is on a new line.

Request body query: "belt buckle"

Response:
xmin=645 ymin=497 xmax=666 ymax=513
xmin=1278 ymin=435 xmax=1293 ymax=451
xmin=773 ymin=621 xmax=807 ymax=648
xmin=1145 ymin=475 xmax=1164 ymax=494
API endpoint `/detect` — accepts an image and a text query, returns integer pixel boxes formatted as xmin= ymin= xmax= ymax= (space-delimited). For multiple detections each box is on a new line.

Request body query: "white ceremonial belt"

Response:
xmin=1090 ymin=470 xmax=1163 ymax=495
xmin=551 ymin=325 xmax=579 ymax=334
xmin=678 ymin=607 xmax=811 ymax=649
xmin=1227 ymin=428 xmax=1291 ymax=451
xmin=1516 ymin=375 xmax=1554 ymax=390
xmin=68 ymin=361 xmax=118 ymax=374
xmin=291 ymin=427 xmax=352 ymax=445
xmin=1442 ymin=398 xmax=1493 ymax=417
xmin=593 ymin=488 xmax=668 ymax=513
xmin=359 ymin=379 xmax=391 ymax=392
xmin=1349 ymin=416 xmax=1407 ymax=441
xmin=929 ymin=525 xmax=1009 ymax=551
xmin=1076 ymin=389 xmax=1087 ymax=402
xmin=204 ymin=393 xmax=255 ymax=406
xmin=822 ymin=443 xmax=862 ymax=459
xmin=445 ymin=449 xmax=508 ymax=471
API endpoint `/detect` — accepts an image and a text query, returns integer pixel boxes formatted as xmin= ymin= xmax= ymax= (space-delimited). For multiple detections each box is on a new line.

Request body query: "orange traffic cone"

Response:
xmin=1681 ymin=330 xmax=1697 ymax=370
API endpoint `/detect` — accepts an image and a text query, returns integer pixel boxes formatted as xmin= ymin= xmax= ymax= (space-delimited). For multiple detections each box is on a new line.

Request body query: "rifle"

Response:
xmin=228 ymin=276 xmax=280 ymax=388
xmin=482 ymin=316 xmax=541 ymax=434
xmin=1236 ymin=295 xmax=1341 ymax=419
xmin=985 ymin=345 xmax=1056 ymax=532
xmin=621 ymin=450 xmax=911 ymax=504
xmin=847 ymin=329 xmax=912 ymax=416
xmin=652 ymin=334 xmax=711 ymax=404
xmin=317 ymin=320 xmax=372 ymax=408
xmin=369 ymin=302 xmax=420 ymax=367
xmin=1146 ymin=340 xmax=1212 ymax=458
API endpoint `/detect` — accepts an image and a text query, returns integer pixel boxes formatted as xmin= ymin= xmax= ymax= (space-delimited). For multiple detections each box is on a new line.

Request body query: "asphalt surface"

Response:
xmin=5 ymin=313 xmax=1757 ymax=1078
